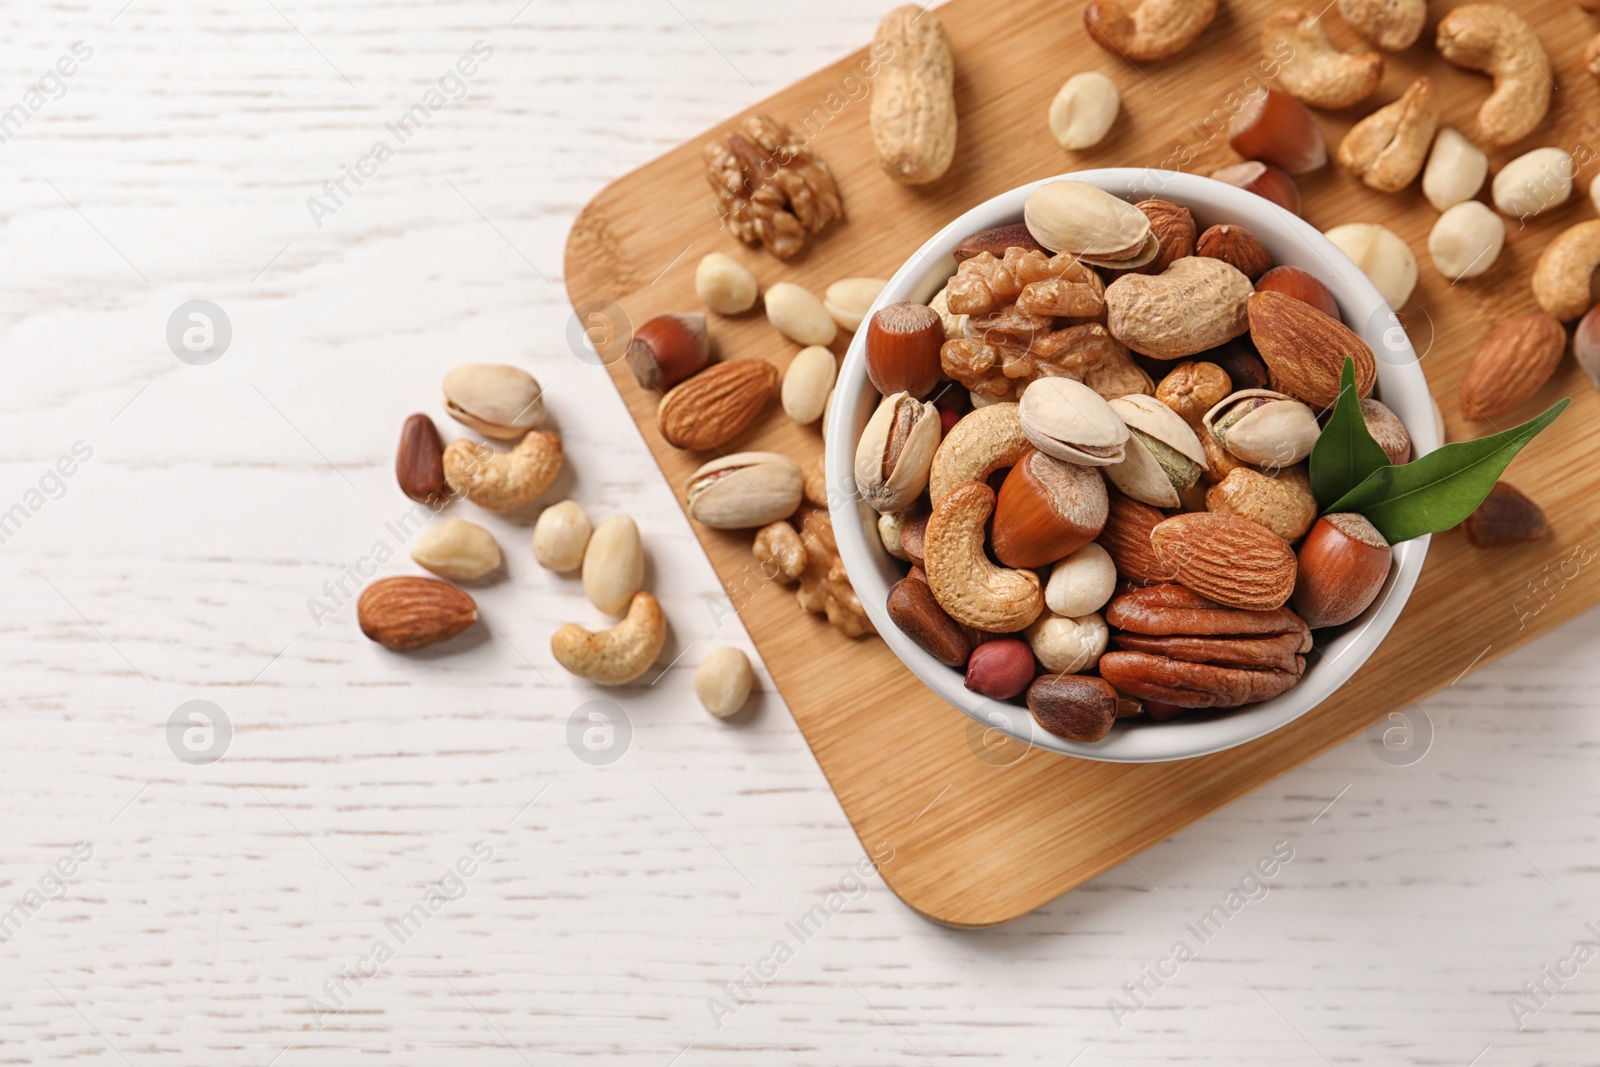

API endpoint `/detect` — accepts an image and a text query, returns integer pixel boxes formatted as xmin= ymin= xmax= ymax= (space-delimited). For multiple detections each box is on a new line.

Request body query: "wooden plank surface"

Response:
xmin=568 ymin=0 xmax=1600 ymax=926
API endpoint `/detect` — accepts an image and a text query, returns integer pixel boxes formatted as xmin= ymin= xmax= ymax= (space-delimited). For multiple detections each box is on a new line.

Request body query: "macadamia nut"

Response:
xmin=1045 ymin=543 xmax=1117 ymax=618
xmin=533 ymin=500 xmax=592 ymax=573
xmin=695 ymin=647 xmax=754 ymax=719
xmin=695 ymin=253 xmax=758 ymax=315
xmin=1430 ymin=201 xmax=1505 ymax=281
xmin=1025 ymin=612 xmax=1108 ymax=675
xmin=1049 ymin=72 xmax=1120 ymax=150
xmin=1422 ymin=127 xmax=1488 ymax=212
xmin=1324 ymin=223 xmax=1418 ymax=310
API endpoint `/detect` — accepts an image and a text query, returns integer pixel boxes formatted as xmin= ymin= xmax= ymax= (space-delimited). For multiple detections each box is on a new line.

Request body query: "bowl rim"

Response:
xmin=824 ymin=168 xmax=1436 ymax=764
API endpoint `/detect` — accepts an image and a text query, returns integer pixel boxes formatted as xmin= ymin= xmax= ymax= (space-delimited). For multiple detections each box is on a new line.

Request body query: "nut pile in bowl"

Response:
xmin=844 ymin=177 xmax=1563 ymax=750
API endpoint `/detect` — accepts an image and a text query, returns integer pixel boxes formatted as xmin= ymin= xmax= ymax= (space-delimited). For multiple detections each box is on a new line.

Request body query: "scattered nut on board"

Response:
xmin=695 ymin=253 xmax=758 ymax=315
xmin=869 ymin=5 xmax=957 ymax=185
xmin=1430 ymin=201 xmax=1505 ymax=281
xmin=1049 ymin=72 xmax=1121 ymax=150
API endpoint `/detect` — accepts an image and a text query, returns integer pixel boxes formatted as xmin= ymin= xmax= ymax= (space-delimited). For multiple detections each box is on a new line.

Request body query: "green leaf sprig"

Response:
xmin=1305 ymin=356 xmax=1569 ymax=545
xmin=1309 ymin=357 xmax=1392 ymax=510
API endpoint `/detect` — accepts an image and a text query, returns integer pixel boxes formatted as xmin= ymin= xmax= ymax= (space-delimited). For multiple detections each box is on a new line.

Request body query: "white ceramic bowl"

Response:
xmin=825 ymin=169 xmax=1435 ymax=764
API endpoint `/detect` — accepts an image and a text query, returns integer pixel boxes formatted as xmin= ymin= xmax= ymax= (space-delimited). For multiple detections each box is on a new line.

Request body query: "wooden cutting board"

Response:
xmin=564 ymin=0 xmax=1600 ymax=927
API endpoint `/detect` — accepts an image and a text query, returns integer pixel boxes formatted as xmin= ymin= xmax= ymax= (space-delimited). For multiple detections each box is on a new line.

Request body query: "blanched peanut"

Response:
xmin=781 ymin=345 xmax=837 ymax=425
xmin=1049 ymin=72 xmax=1120 ymax=150
xmin=582 ymin=515 xmax=643 ymax=615
xmin=1421 ymin=127 xmax=1487 ymax=212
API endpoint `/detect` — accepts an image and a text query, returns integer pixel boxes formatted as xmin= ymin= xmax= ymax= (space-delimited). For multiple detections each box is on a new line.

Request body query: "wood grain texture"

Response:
xmin=566 ymin=0 xmax=1600 ymax=927
xmin=7 ymin=0 xmax=1600 ymax=1062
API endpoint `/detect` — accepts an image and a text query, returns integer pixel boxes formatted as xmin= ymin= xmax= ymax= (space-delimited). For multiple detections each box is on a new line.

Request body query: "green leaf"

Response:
xmin=1309 ymin=356 xmax=1392 ymax=510
xmin=1327 ymin=399 xmax=1570 ymax=544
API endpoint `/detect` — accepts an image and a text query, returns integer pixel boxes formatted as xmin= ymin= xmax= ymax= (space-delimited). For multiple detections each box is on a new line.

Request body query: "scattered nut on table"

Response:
xmin=533 ymin=500 xmax=592 ymax=573
xmin=1430 ymin=201 xmax=1504 ymax=281
xmin=1421 ymin=127 xmax=1488 ymax=212
xmin=695 ymin=647 xmax=755 ymax=718
xmin=1336 ymin=77 xmax=1438 ymax=193
xmin=1264 ymin=7 xmax=1384 ymax=110
xmin=1435 ymin=3 xmax=1553 ymax=148
xmin=1493 ymin=147 xmax=1574 ymax=219
xmin=1322 ymin=223 xmax=1417 ymax=310
xmin=443 ymin=432 xmax=563 ymax=512
xmin=1084 ymin=0 xmax=1218 ymax=61
xmin=582 ymin=515 xmax=644 ymax=615
xmin=411 ymin=518 xmax=502 ymax=581
xmin=443 ymin=364 xmax=546 ymax=439
xmin=551 ymin=592 xmax=667 ymax=686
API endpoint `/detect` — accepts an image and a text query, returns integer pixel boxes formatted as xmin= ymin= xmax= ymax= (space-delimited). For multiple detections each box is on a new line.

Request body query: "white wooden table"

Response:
xmin=4 ymin=1 xmax=1599 ymax=1062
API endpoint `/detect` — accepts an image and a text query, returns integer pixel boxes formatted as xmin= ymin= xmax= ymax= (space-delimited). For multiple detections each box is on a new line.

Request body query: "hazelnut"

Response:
xmin=865 ymin=302 xmax=946 ymax=398
xmin=1292 ymin=513 xmax=1393 ymax=629
xmin=1210 ymin=161 xmax=1302 ymax=217
xmin=991 ymin=451 xmax=1109 ymax=570
xmin=1255 ymin=266 xmax=1340 ymax=321
xmin=1228 ymin=89 xmax=1328 ymax=175
xmin=625 ymin=313 xmax=710 ymax=392
xmin=1196 ymin=225 xmax=1273 ymax=281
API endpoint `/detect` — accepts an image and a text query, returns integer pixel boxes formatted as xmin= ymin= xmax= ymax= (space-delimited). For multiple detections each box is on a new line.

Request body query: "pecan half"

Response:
xmin=1111 ymin=631 xmax=1308 ymax=672
xmin=1099 ymin=652 xmax=1302 ymax=709
xmin=1106 ymin=584 xmax=1309 ymax=639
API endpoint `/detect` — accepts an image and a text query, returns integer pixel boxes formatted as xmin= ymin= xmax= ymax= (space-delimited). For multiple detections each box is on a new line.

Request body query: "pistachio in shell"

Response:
xmin=1202 ymin=389 xmax=1320 ymax=470
xmin=443 ymin=364 xmax=546 ymax=439
xmin=1104 ymin=394 xmax=1207 ymax=508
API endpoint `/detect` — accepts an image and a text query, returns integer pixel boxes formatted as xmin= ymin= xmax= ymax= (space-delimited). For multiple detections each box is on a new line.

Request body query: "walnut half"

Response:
xmin=705 ymin=114 xmax=843 ymax=261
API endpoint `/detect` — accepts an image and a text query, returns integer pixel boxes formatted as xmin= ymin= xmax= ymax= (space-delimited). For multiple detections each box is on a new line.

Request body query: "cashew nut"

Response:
xmin=1084 ymin=0 xmax=1217 ymax=62
xmin=1587 ymin=33 xmax=1600 ymax=81
xmin=443 ymin=431 xmax=562 ymax=511
xmin=1336 ymin=77 xmax=1439 ymax=193
xmin=1436 ymin=5 xmax=1553 ymax=148
xmin=927 ymin=402 xmax=1031 ymax=506
xmin=1338 ymin=0 xmax=1426 ymax=51
xmin=1532 ymin=221 xmax=1600 ymax=322
xmin=550 ymin=592 xmax=667 ymax=686
xmin=923 ymin=483 xmax=1044 ymax=633
xmin=1264 ymin=8 xmax=1384 ymax=110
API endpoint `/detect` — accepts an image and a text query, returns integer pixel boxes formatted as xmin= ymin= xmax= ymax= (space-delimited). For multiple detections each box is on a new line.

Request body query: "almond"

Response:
xmin=1247 ymin=291 xmax=1377 ymax=408
xmin=1149 ymin=512 xmax=1297 ymax=611
xmin=1458 ymin=310 xmax=1566 ymax=421
xmin=656 ymin=359 xmax=780 ymax=450
xmin=358 ymin=576 xmax=478 ymax=651
xmin=1196 ymin=224 xmax=1272 ymax=281
xmin=1094 ymin=488 xmax=1169 ymax=585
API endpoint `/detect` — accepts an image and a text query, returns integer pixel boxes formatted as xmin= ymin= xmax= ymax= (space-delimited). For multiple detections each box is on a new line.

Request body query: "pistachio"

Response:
xmin=1017 ymin=377 xmax=1128 ymax=466
xmin=686 ymin=452 xmax=804 ymax=530
xmin=442 ymin=364 xmax=546 ymax=439
xmin=854 ymin=392 xmax=941 ymax=513
xmin=1202 ymin=389 xmax=1321 ymax=469
xmin=1104 ymin=394 xmax=1207 ymax=508
xmin=1023 ymin=180 xmax=1158 ymax=268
